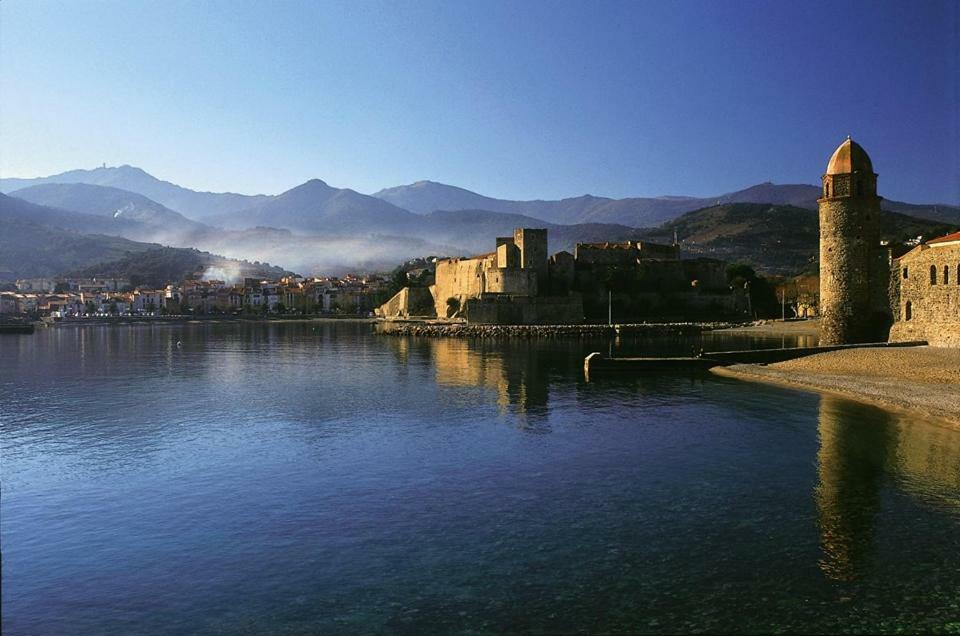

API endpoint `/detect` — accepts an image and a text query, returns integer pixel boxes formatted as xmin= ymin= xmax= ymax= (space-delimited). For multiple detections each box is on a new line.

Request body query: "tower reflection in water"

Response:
xmin=815 ymin=396 xmax=960 ymax=582
xmin=430 ymin=337 xmax=551 ymax=422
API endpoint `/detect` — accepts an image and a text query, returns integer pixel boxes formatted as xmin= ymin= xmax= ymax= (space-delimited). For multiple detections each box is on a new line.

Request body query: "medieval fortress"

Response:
xmin=378 ymin=137 xmax=959 ymax=346
xmin=818 ymin=137 xmax=960 ymax=347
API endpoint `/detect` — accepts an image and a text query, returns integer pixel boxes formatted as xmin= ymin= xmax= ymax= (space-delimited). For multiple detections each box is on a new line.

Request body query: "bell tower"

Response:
xmin=818 ymin=136 xmax=887 ymax=344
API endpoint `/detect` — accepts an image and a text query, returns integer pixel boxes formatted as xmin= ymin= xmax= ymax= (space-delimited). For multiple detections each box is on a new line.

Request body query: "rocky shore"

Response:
xmin=375 ymin=321 xmax=738 ymax=339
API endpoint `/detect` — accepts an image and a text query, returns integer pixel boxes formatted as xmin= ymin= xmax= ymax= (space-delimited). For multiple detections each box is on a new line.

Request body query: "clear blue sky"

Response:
xmin=1 ymin=0 xmax=957 ymax=203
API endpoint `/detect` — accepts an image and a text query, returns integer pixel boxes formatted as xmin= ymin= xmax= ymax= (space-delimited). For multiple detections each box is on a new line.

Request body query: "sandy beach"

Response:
xmin=713 ymin=319 xmax=821 ymax=338
xmin=713 ymin=346 xmax=960 ymax=426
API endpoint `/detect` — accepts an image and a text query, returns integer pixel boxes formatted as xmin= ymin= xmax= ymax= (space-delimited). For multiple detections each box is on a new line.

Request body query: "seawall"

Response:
xmin=374 ymin=321 xmax=737 ymax=339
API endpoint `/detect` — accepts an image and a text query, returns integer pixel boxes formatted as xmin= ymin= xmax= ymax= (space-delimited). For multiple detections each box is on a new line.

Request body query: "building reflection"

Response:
xmin=815 ymin=396 xmax=960 ymax=581
xmin=429 ymin=338 xmax=551 ymax=424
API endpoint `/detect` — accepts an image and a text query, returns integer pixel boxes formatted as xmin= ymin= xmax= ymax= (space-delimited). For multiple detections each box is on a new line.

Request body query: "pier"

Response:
xmin=584 ymin=340 xmax=928 ymax=380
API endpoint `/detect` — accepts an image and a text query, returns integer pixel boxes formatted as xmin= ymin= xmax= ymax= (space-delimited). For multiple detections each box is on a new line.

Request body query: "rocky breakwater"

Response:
xmin=375 ymin=321 xmax=738 ymax=339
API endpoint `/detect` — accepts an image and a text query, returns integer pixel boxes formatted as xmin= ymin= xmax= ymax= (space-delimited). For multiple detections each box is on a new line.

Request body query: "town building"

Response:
xmin=889 ymin=231 xmax=960 ymax=346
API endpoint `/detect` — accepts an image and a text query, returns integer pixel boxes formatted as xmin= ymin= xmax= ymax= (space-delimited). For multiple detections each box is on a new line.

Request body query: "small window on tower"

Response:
xmin=905 ymin=301 xmax=912 ymax=321
xmin=945 ymin=265 xmax=950 ymax=285
xmin=930 ymin=265 xmax=937 ymax=285
xmin=903 ymin=267 xmax=908 ymax=279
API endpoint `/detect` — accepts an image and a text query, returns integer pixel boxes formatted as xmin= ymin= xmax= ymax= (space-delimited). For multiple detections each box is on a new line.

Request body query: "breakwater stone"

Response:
xmin=374 ymin=321 xmax=738 ymax=339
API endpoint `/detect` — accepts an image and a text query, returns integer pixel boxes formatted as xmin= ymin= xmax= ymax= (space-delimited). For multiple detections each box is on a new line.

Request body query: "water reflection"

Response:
xmin=815 ymin=396 xmax=960 ymax=581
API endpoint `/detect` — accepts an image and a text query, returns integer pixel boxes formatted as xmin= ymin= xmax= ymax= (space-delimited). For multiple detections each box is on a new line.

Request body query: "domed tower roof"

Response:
xmin=825 ymin=136 xmax=874 ymax=175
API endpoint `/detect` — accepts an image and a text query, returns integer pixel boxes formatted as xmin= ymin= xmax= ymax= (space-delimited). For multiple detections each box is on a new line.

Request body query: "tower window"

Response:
xmin=903 ymin=267 xmax=908 ymax=279
xmin=945 ymin=265 xmax=950 ymax=285
xmin=930 ymin=265 xmax=937 ymax=285
xmin=905 ymin=301 xmax=912 ymax=321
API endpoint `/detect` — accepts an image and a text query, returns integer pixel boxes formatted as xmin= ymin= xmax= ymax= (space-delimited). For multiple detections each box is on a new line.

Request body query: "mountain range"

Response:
xmin=0 ymin=194 xmax=289 ymax=283
xmin=2 ymin=165 xmax=958 ymax=279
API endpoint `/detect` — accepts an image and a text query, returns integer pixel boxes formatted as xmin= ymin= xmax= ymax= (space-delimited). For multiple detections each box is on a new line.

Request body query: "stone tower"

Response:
xmin=513 ymin=228 xmax=548 ymax=287
xmin=818 ymin=137 xmax=888 ymax=344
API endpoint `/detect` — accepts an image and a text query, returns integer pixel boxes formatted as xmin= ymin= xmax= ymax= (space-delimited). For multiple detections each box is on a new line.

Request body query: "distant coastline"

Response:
xmin=44 ymin=315 xmax=376 ymax=327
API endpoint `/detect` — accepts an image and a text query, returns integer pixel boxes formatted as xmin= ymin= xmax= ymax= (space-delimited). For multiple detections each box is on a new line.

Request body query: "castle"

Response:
xmin=819 ymin=136 xmax=960 ymax=346
xmin=377 ymin=228 xmax=584 ymax=324
xmin=377 ymin=227 xmax=738 ymax=324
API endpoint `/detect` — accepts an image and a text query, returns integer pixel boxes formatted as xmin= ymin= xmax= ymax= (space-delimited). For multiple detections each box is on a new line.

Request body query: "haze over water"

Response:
xmin=2 ymin=323 xmax=959 ymax=633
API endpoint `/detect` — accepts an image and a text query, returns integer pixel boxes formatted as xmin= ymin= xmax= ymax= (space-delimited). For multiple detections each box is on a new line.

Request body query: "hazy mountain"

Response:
xmin=0 ymin=193 xmax=292 ymax=282
xmin=421 ymin=209 xmax=641 ymax=254
xmin=0 ymin=217 xmax=157 ymax=281
xmin=9 ymin=183 xmax=207 ymax=236
xmin=67 ymin=247 xmax=292 ymax=288
xmin=373 ymin=181 xmax=680 ymax=225
xmin=640 ymin=203 xmax=956 ymax=275
xmin=0 ymin=165 xmax=270 ymax=220
xmin=0 ymin=192 xmax=155 ymax=238
xmin=210 ymin=179 xmax=425 ymax=235
xmin=375 ymin=180 xmax=960 ymax=227
xmin=374 ymin=181 xmax=520 ymax=215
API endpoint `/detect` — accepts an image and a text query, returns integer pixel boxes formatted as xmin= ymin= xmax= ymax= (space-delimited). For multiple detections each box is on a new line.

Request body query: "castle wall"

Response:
xmin=682 ymin=258 xmax=728 ymax=292
xmin=637 ymin=241 xmax=680 ymax=260
xmin=575 ymin=242 xmax=637 ymax=266
xmin=485 ymin=268 xmax=537 ymax=295
xmin=375 ymin=286 xmax=437 ymax=319
xmin=514 ymin=228 xmax=548 ymax=282
xmin=888 ymin=244 xmax=960 ymax=346
xmin=433 ymin=255 xmax=495 ymax=318
xmin=548 ymin=251 xmax=575 ymax=292
xmin=464 ymin=294 xmax=583 ymax=325
xmin=496 ymin=242 xmax=520 ymax=269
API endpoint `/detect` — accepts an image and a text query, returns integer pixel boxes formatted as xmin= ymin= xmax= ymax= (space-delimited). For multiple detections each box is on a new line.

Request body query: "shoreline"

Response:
xmin=44 ymin=316 xmax=376 ymax=327
xmin=711 ymin=318 xmax=821 ymax=338
xmin=374 ymin=321 xmax=741 ymax=339
xmin=712 ymin=346 xmax=960 ymax=427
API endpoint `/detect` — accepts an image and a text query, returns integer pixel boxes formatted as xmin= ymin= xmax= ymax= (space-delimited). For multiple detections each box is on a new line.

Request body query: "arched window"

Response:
xmin=930 ymin=265 xmax=937 ymax=285
xmin=902 ymin=267 xmax=909 ymax=279
xmin=946 ymin=265 xmax=951 ymax=285
xmin=905 ymin=301 xmax=912 ymax=321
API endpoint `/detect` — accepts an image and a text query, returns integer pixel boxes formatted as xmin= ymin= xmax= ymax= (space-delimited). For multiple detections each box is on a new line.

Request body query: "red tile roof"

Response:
xmin=927 ymin=231 xmax=960 ymax=245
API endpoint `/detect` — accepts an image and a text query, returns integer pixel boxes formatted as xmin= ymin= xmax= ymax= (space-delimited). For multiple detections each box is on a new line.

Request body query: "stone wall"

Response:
xmin=485 ymin=268 xmax=537 ymax=295
xmin=637 ymin=241 xmax=681 ymax=260
xmin=514 ymin=228 xmax=548 ymax=281
xmin=575 ymin=242 xmax=637 ymax=266
xmin=464 ymin=294 xmax=583 ymax=325
xmin=432 ymin=255 xmax=495 ymax=318
xmin=375 ymin=286 xmax=436 ymax=319
xmin=888 ymin=243 xmax=960 ymax=346
xmin=818 ymin=195 xmax=887 ymax=344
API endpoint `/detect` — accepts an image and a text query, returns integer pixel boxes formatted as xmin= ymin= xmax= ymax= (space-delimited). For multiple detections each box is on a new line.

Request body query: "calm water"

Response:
xmin=2 ymin=322 xmax=958 ymax=634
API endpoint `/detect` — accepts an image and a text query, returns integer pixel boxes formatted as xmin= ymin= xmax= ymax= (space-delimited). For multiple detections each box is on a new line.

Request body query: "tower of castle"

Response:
xmin=818 ymin=137 xmax=887 ymax=344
